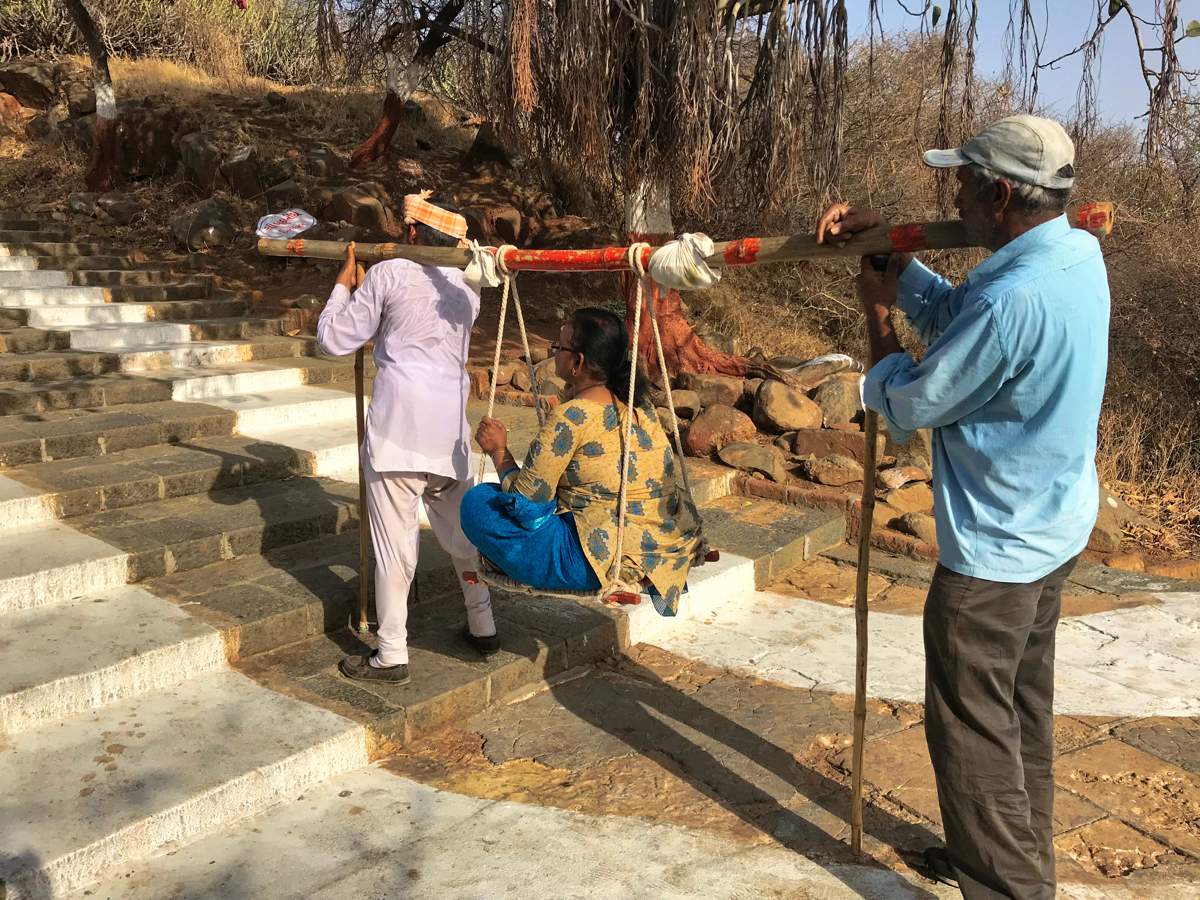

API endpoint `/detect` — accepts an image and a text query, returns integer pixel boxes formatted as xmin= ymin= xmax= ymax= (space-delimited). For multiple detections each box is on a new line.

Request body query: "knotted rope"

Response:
xmin=610 ymin=243 xmax=651 ymax=588
xmin=478 ymin=245 xmax=544 ymax=482
xmin=637 ymin=259 xmax=694 ymax=501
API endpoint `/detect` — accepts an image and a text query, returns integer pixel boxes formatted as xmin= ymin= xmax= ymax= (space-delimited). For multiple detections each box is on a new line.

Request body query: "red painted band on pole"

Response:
xmin=286 ymin=239 xmax=305 ymax=256
xmin=497 ymin=246 xmax=636 ymax=272
xmin=887 ymin=224 xmax=927 ymax=253
xmin=722 ymin=238 xmax=761 ymax=265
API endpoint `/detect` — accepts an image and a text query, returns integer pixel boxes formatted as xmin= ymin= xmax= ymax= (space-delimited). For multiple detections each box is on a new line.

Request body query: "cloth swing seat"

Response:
xmin=463 ymin=548 xmax=720 ymax=607
xmin=464 ymin=242 xmax=715 ymax=614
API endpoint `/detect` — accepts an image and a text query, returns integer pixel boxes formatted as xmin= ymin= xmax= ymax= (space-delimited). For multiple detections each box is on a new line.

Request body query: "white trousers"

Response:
xmin=363 ymin=456 xmax=494 ymax=666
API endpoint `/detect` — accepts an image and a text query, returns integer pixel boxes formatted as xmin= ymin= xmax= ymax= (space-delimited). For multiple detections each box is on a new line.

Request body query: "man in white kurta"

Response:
xmin=318 ymin=198 xmax=496 ymax=684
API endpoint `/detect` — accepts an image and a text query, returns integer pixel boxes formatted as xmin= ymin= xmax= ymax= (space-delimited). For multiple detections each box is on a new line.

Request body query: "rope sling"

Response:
xmin=465 ymin=244 xmax=714 ymax=605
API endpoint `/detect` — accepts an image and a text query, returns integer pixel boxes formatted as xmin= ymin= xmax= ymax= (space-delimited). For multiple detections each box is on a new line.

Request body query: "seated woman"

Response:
xmin=463 ymin=307 xmax=704 ymax=615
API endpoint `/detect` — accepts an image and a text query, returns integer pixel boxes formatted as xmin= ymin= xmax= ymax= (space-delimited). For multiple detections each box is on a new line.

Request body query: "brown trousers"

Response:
xmin=924 ymin=555 xmax=1079 ymax=900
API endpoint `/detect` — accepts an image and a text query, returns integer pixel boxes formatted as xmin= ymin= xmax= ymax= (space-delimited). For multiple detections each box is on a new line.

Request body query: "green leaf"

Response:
xmin=932 ymin=4 xmax=942 ymax=28
xmin=1108 ymin=0 xmax=1123 ymax=17
xmin=1187 ymin=19 xmax=1200 ymax=38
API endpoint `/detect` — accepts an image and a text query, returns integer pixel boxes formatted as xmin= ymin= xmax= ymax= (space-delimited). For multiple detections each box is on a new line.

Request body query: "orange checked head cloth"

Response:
xmin=403 ymin=190 xmax=469 ymax=247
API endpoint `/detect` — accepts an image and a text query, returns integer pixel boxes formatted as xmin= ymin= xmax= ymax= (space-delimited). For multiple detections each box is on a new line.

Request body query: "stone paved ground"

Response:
xmin=384 ymin=644 xmax=1200 ymax=896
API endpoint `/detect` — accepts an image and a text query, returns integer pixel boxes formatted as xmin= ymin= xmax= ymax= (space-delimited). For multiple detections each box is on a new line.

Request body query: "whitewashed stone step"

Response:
xmin=0 ymin=669 xmax=366 ymax=900
xmin=0 ymin=473 xmax=57 ymax=528
xmin=0 ymin=270 xmax=71 ymax=288
xmin=18 ymin=303 xmax=152 ymax=327
xmin=0 ymin=585 xmax=224 ymax=734
xmin=169 ymin=363 xmax=308 ymax=402
xmin=212 ymin=386 xmax=359 ymax=433
xmin=103 ymin=341 xmax=274 ymax=373
xmin=61 ymin=766 xmax=919 ymax=900
xmin=241 ymin=420 xmax=361 ymax=476
xmin=67 ymin=323 xmax=195 ymax=351
xmin=0 ymin=285 xmax=108 ymax=304
xmin=0 ymin=256 xmax=38 ymax=271
xmin=0 ymin=520 xmax=128 ymax=614
xmin=624 ymin=551 xmax=758 ymax=646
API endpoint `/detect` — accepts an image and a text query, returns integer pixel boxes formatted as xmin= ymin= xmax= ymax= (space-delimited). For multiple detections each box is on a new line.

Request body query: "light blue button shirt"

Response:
xmin=863 ymin=214 xmax=1110 ymax=582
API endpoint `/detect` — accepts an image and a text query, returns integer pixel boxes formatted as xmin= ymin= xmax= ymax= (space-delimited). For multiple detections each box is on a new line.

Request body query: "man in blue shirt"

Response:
xmin=817 ymin=115 xmax=1110 ymax=899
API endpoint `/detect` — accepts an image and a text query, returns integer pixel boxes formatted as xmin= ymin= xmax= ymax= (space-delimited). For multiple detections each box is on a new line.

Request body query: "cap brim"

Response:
xmin=922 ymin=148 xmax=970 ymax=169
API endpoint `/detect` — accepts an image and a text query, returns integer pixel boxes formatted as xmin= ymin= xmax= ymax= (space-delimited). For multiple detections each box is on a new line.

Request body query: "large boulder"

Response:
xmin=220 ymin=145 xmax=266 ymax=198
xmin=884 ymin=425 xmax=934 ymax=478
xmin=322 ymin=183 xmax=395 ymax=235
xmin=65 ymin=79 xmax=95 ymax=118
xmin=96 ymin=192 xmax=139 ymax=225
xmin=797 ymin=454 xmax=863 ymax=487
xmin=0 ymin=60 xmax=57 ymax=108
xmin=876 ymin=465 xmax=930 ymax=491
xmin=677 ymin=372 xmax=743 ymax=408
xmin=172 ymin=197 xmax=239 ymax=251
xmin=885 ymin=482 xmax=935 ymax=515
xmin=179 ymin=131 xmax=221 ymax=193
xmin=753 ymin=380 xmax=823 ymax=433
xmin=1089 ymin=486 xmax=1149 ymax=553
xmin=304 ymin=144 xmax=345 ymax=177
xmin=265 ymin=179 xmax=303 ymax=209
xmin=793 ymin=427 xmax=887 ymax=465
xmin=510 ymin=367 xmax=532 ymax=392
xmin=718 ymin=442 xmax=789 ymax=483
xmin=813 ymin=374 xmax=863 ymax=428
xmin=0 ymin=92 xmax=24 ymax=126
xmin=894 ymin=511 xmax=938 ymax=546
xmin=682 ymin=404 xmax=756 ymax=457
xmin=670 ymin=389 xmax=702 ymax=420
xmin=67 ymin=192 xmax=99 ymax=215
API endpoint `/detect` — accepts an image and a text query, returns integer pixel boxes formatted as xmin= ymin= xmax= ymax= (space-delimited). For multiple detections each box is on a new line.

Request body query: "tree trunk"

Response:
xmin=350 ymin=2 xmax=464 ymax=169
xmin=64 ymin=0 xmax=116 ymax=192
xmin=623 ymin=176 xmax=749 ymax=381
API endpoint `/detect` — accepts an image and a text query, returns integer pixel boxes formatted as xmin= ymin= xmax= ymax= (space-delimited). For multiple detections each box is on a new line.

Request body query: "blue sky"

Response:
xmin=852 ymin=0 xmax=1200 ymax=126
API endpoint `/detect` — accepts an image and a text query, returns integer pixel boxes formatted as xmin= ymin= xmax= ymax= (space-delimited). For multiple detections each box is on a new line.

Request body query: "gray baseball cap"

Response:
xmin=923 ymin=114 xmax=1075 ymax=189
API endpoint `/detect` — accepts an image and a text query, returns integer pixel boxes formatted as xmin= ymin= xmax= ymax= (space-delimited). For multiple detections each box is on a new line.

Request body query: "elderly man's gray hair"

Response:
xmin=967 ymin=162 xmax=1072 ymax=215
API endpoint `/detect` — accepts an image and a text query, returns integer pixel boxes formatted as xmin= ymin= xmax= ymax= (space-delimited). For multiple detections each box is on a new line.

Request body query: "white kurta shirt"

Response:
xmin=317 ymin=259 xmax=480 ymax=480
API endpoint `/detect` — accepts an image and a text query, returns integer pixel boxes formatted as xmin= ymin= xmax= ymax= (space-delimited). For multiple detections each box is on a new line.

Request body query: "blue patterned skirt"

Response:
xmin=460 ymin=483 xmax=601 ymax=592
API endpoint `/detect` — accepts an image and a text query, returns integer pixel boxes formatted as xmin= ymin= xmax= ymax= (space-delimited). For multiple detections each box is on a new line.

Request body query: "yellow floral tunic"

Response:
xmin=500 ymin=396 xmax=704 ymax=614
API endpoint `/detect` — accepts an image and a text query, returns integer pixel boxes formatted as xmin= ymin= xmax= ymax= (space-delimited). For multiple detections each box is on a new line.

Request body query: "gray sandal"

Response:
xmin=339 ymin=651 xmax=411 ymax=685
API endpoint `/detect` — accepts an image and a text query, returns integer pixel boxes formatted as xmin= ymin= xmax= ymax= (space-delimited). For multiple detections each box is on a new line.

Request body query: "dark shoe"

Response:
xmin=338 ymin=652 xmax=411 ymax=684
xmin=915 ymin=847 xmax=959 ymax=887
xmin=462 ymin=625 xmax=500 ymax=657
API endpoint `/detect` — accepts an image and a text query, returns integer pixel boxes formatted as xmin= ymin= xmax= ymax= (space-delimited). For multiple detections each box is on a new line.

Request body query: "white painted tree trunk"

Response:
xmin=624 ymin=175 xmax=674 ymax=235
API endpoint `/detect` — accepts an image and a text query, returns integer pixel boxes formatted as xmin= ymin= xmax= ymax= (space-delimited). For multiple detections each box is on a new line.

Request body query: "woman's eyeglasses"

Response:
xmin=549 ymin=343 xmax=581 ymax=355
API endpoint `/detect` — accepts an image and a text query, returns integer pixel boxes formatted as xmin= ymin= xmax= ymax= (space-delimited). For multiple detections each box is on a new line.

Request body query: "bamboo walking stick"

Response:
xmin=850 ymin=408 xmax=880 ymax=856
xmin=350 ymin=261 xmax=371 ymax=635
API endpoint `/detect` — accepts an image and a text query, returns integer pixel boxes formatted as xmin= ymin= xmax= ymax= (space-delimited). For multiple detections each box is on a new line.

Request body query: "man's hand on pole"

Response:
xmin=815 ymin=203 xmax=914 ymax=275
xmin=815 ymin=203 xmax=884 ymax=246
xmin=336 ymin=241 xmax=360 ymax=291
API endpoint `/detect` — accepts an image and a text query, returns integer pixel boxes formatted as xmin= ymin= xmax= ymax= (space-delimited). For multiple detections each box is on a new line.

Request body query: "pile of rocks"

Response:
xmin=657 ymin=356 xmax=937 ymax=547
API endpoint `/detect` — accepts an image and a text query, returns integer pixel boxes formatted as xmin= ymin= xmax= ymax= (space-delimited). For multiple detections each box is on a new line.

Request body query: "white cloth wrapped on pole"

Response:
xmin=647 ymin=233 xmax=722 ymax=291
xmin=463 ymin=240 xmax=504 ymax=291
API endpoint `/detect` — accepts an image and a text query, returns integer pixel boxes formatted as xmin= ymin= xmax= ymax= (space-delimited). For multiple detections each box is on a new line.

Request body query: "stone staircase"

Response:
xmin=0 ymin=215 xmax=848 ymax=898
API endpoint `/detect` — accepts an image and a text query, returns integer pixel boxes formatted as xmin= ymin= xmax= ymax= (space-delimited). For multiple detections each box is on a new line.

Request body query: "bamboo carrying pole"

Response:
xmin=259 ymin=203 xmax=1113 ymax=270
